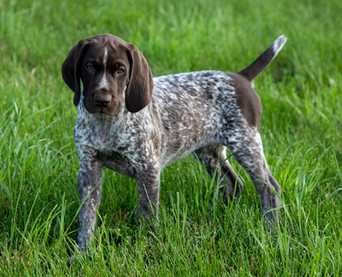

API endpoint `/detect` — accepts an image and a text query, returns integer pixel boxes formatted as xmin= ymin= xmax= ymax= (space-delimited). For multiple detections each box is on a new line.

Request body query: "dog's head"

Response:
xmin=61 ymin=34 xmax=153 ymax=115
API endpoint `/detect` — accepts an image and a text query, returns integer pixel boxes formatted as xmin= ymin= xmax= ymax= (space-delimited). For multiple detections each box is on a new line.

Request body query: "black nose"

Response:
xmin=94 ymin=93 xmax=112 ymax=106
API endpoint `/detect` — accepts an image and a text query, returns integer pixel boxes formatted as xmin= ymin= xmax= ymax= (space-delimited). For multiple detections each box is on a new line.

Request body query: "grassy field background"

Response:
xmin=1 ymin=0 xmax=341 ymax=275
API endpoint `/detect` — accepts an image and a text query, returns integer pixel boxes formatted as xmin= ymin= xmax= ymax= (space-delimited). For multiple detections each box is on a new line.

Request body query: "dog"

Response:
xmin=62 ymin=33 xmax=286 ymax=252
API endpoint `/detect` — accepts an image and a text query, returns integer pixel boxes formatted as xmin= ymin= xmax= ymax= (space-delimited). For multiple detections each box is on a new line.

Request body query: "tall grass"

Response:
xmin=1 ymin=0 xmax=341 ymax=275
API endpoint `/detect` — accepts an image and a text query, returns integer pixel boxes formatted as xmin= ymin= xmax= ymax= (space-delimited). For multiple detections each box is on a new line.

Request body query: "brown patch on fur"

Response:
xmin=227 ymin=72 xmax=262 ymax=129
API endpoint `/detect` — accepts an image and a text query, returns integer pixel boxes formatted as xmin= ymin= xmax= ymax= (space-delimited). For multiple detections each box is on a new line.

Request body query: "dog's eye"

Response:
xmin=85 ymin=63 xmax=95 ymax=71
xmin=117 ymin=67 xmax=125 ymax=74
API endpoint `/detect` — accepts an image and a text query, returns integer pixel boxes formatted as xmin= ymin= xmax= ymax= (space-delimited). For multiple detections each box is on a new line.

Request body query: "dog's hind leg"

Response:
xmin=226 ymin=127 xmax=281 ymax=231
xmin=194 ymin=145 xmax=244 ymax=206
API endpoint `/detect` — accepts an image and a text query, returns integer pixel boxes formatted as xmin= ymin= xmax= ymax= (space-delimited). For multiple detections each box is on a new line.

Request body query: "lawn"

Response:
xmin=0 ymin=0 xmax=341 ymax=275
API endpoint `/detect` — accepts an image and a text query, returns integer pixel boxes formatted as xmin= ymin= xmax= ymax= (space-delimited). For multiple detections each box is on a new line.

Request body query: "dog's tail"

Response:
xmin=238 ymin=35 xmax=287 ymax=82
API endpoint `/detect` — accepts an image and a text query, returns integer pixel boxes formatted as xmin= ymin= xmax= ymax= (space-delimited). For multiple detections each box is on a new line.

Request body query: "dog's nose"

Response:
xmin=94 ymin=93 xmax=112 ymax=106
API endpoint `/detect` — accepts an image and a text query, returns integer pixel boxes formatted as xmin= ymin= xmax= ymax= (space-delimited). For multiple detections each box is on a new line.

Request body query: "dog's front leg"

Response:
xmin=76 ymin=160 xmax=103 ymax=253
xmin=135 ymin=164 xmax=161 ymax=222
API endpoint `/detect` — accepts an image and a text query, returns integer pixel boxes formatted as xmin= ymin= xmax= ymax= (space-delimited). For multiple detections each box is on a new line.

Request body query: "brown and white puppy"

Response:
xmin=62 ymin=34 xmax=287 ymax=253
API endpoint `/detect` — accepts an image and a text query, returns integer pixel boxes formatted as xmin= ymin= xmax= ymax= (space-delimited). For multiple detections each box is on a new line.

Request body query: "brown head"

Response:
xmin=61 ymin=34 xmax=153 ymax=116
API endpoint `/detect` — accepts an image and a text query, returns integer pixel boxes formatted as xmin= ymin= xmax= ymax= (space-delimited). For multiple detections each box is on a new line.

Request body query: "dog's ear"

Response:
xmin=125 ymin=43 xmax=153 ymax=113
xmin=61 ymin=39 xmax=90 ymax=106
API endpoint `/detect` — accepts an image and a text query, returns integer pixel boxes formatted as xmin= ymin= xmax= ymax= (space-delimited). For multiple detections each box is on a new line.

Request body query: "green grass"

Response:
xmin=1 ymin=0 xmax=341 ymax=275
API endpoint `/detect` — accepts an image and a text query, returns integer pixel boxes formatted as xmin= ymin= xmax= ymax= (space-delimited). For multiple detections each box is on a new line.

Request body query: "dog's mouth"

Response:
xmin=96 ymin=105 xmax=120 ymax=116
xmin=84 ymin=99 xmax=121 ymax=116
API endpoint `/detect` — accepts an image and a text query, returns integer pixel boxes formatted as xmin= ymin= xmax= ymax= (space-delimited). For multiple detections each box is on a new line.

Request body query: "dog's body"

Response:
xmin=62 ymin=34 xmax=287 ymax=252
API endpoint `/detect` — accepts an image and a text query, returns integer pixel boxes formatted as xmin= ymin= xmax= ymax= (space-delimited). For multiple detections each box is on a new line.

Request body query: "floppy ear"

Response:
xmin=61 ymin=39 xmax=89 ymax=106
xmin=125 ymin=44 xmax=153 ymax=113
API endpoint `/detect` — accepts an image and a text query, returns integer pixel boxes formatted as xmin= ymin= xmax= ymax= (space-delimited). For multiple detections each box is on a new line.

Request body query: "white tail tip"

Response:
xmin=272 ymin=35 xmax=287 ymax=57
